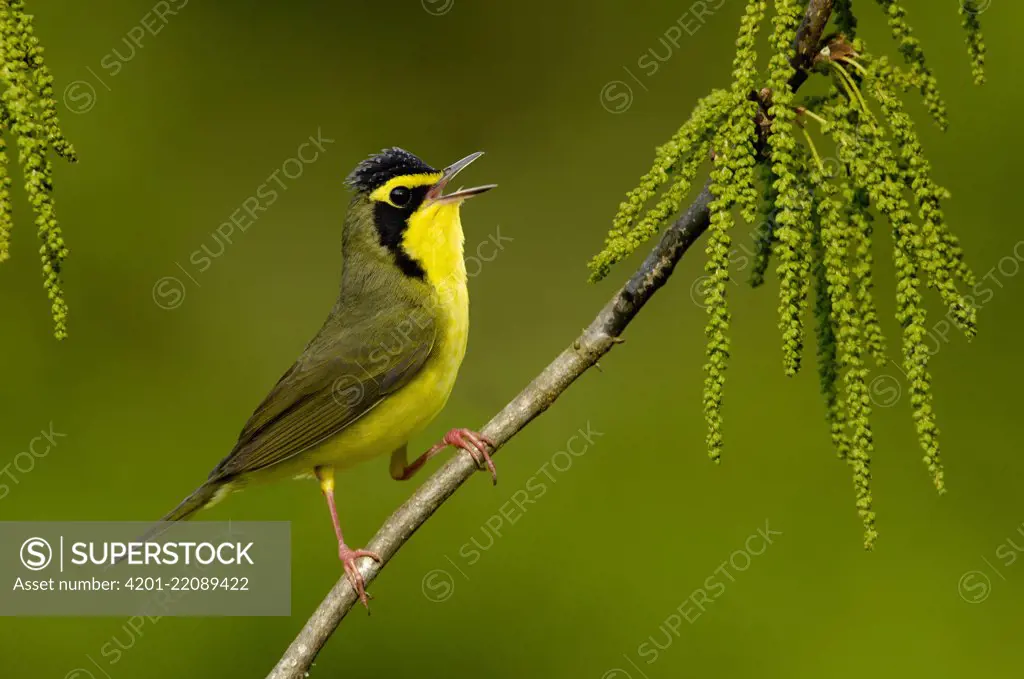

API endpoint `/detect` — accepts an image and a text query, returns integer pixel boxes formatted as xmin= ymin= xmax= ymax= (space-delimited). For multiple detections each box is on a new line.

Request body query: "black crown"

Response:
xmin=345 ymin=147 xmax=437 ymax=193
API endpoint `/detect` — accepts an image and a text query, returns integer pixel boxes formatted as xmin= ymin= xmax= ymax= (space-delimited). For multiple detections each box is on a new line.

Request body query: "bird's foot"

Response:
xmin=443 ymin=427 xmax=497 ymax=484
xmin=338 ymin=544 xmax=382 ymax=611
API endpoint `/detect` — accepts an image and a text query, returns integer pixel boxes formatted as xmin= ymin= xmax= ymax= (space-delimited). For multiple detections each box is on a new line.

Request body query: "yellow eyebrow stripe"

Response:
xmin=369 ymin=173 xmax=443 ymax=205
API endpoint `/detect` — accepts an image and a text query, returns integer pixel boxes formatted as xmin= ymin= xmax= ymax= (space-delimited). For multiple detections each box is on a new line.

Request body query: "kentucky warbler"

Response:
xmin=159 ymin=148 xmax=497 ymax=607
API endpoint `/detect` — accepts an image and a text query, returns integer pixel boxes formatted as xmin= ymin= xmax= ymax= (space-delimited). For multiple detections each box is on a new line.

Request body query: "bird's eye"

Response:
xmin=389 ymin=186 xmax=411 ymax=207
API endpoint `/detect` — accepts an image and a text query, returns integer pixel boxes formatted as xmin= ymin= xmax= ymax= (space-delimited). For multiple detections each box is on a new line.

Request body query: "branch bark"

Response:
xmin=268 ymin=2 xmax=833 ymax=676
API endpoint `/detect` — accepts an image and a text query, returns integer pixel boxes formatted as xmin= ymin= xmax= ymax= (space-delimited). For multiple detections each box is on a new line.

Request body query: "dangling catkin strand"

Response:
xmin=766 ymin=0 xmax=813 ymax=376
xmin=887 ymin=218 xmax=945 ymax=489
xmin=699 ymin=0 xmax=770 ymax=463
xmin=883 ymin=170 xmax=945 ymax=493
xmin=589 ymin=90 xmax=732 ymax=281
xmin=732 ymin=112 xmax=761 ymax=223
xmin=10 ymin=0 xmax=75 ymax=161
xmin=811 ymin=205 xmax=849 ymax=461
xmin=872 ymin=0 xmax=947 ymax=130
xmin=0 ymin=0 xmax=69 ymax=338
xmin=0 ymin=103 xmax=12 ymax=263
xmin=730 ymin=100 xmax=761 ymax=223
xmin=813 ymin=165 xmax=877 ymax=548
xmin=772 ymin=158 xmax=814 ymax=377
xmin=865 ymin=56 xmax=975 ymax=338
xmin=959 ymin=1 xmax=986 ymax=86
xmin=703 ymin=137 xmax=740 ymax=465
xmin=731 ymin=1 xmax=766 ymax=96
xmin=728 ymin=0 xmax=766 ymax=223
xmin=749 ymin=161 xmax=778 ymax=288
xmin=771 ymin=160 xmax=814 ymax=377
xmin=703 ymin=180 xmax=732 ymax=466
xmin=846 ymin=185 xmax=886 ymax=366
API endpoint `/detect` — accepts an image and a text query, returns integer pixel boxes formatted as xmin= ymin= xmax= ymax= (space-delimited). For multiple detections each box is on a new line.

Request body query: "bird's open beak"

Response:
xmin=426 ymin=151 xmax=497 ymax=205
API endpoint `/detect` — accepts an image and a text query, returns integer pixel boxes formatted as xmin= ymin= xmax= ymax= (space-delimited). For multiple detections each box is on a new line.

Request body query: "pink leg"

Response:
xmin=392 ymin=428 xmax=498 ymax=484
xmin=315 ymin=466 xmax=381 ymax=610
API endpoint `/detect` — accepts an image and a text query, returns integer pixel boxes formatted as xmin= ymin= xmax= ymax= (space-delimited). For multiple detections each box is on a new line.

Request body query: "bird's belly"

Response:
xmin=306 ymin=361 xmax=456 ymax=469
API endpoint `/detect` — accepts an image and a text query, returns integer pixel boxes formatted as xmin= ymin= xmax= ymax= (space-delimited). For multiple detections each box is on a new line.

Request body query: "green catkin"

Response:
xmin=732 ymin=109 xmax=761 ymax=223
xmin=827 ymin=97 xmax=945 ymax=493
xmin=589 ymin=90 xmax=731 ymax=281
xmin=811 ymin=209 xmax=849 ymax=461
xmin=959 ymin=1 xmax=986 ymax=86
xmin=0 ymin=104 xmax=11 ymax=262
xmin=883 ymin=170 xmax=946 ymax=493
xmin=700 ymin=0 xmax=767 ymax=462
xmin=774 ymin=153 xmax=814 ymax=376
xmin=834 ymin=0 xmax=858 ymax=38
xmin=11 ymin=0 xmax=75 ymax=161
xmin=0 ymin=0 xmax=69 ymax=338
xmin=700 ymin=0 xmax=768 ymax=462
xmin=766 ymin=0 xmax=813 ymax=376
xmin=872 ymin=0 xmax=948 ymax=129
xmin=846 ymin=186 xmax=886 ymax=366
xmin=866 ymin=57 xmax=976 ymax=338
xmin=749 ymin=161 xmax=778 ymax=288
xmin=703 ymin=146 xmax=735 ymax=465
xmin=814 ymin=166 xmax=877 ymax=548
xmin=727 ymin=0 xmax=766 ymax=223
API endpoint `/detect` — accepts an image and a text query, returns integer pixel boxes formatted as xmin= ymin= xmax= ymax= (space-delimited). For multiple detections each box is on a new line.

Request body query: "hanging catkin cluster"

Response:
xmin=960 ymin=1 xmax=987 ymax=86
xmin=0 ymin=0 xmax=77 ymax=339
xmin=588 ymin=0 xmax=985 ymax=548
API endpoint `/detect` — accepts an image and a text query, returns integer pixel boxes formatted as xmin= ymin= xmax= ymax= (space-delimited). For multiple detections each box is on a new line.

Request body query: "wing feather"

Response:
xmin=210 ymin=308 xmax=435 ymax=479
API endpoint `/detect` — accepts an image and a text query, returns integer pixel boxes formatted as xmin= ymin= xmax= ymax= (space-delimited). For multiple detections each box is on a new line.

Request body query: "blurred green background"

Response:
xmin=1 ymin=0 xmax=1022 ymax=676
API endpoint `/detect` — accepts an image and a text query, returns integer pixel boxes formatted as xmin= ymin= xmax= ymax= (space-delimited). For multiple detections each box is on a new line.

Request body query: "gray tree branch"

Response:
xmin=268 ymin=2 xmax=833 ymax=676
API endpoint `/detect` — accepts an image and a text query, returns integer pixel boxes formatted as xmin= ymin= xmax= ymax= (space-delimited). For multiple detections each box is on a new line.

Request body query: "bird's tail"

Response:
xmin=160 ymin=481 xmax=224 ymax=523
xmin=116 ymin=482 xmax=227 ymax=565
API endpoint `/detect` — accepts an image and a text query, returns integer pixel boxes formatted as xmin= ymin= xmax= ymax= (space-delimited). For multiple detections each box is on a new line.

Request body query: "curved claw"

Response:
xmin=339 ymin=546 xmax=382 ymax=611
xmin=445 ymin=428 xmax=498 ymax=485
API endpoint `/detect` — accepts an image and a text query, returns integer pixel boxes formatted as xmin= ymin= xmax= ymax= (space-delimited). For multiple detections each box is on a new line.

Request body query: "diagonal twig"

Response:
xmin=268 ymin=2 xmax=833 ymax=676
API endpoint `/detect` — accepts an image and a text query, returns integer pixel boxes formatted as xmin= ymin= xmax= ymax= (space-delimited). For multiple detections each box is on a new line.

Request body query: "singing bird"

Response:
xmin=159 ymin=148 xmax=498 ymax=607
